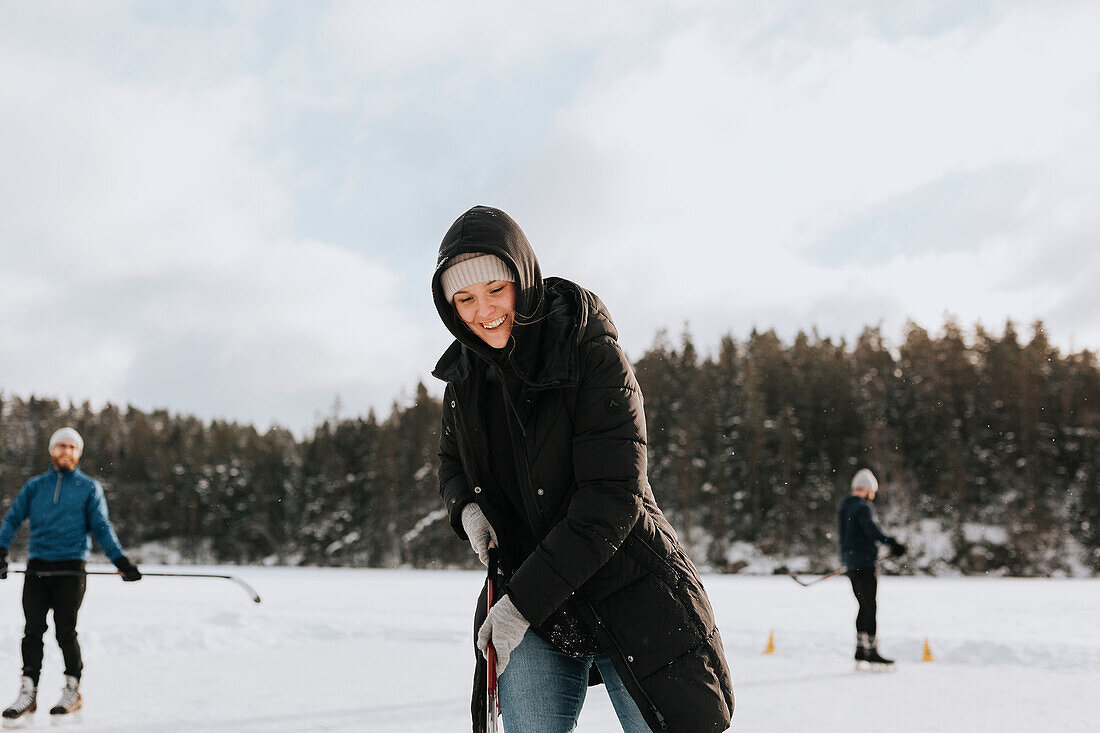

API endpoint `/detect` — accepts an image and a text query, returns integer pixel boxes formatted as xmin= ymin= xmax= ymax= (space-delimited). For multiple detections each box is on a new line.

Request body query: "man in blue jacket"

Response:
xmin=0 ymin=427 xmax=142 ymax=723
xmin=837 ymin=468 xmax=905 ymax=667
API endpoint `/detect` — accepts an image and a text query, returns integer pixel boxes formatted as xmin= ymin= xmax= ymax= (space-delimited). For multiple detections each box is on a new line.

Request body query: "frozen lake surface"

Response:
xmin=0 ymin=566 xmax=1096 ymax=731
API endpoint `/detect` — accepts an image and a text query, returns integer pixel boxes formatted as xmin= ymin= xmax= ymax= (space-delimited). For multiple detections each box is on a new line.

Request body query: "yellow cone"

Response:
xmin=763 ymin=630 xmax=776 ymax=654
xmin=922 ymin=638 xmax=935 ymax=662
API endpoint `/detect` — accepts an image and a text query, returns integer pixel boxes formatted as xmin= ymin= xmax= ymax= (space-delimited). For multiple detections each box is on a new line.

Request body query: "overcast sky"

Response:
xmin=2 ymin=1 xmax=1098 ymax=434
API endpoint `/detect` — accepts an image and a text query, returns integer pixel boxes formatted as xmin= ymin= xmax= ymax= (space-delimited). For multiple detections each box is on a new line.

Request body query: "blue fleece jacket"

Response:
xmin=0 ymin=467 xmax=125 ymax=561
xmin=837 ymin=494 xmax=892 ymax=570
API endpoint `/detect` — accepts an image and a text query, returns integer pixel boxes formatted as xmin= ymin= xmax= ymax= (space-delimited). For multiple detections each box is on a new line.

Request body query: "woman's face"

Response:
xmin=453 ymin=280 xmax=516 ymax=349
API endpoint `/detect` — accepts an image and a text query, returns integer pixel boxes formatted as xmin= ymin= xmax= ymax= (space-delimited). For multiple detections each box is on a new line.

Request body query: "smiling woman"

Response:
xmin=429 ymin=206 xmax=734 ymax=732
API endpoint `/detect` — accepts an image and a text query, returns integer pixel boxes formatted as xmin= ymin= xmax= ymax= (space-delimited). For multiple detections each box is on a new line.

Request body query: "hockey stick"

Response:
xmin=10 ymin=569 xmax=262 ymax=603
xmin=485 ymin=546 xmax=500 ymax=733
xmin=788 ymin=569 xmax=845 ymax=587
xmin=791 ymin=549 xmax=895 ymax=587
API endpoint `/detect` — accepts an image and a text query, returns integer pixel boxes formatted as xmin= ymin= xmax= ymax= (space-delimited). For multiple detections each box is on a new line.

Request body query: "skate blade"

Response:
xmin=1 ymin=714 xmax=35 ymax=729
xmin=855 ymin=661 xmax=896 ymax=672
xmin=48 ymin=711 xmax=81 ymax=727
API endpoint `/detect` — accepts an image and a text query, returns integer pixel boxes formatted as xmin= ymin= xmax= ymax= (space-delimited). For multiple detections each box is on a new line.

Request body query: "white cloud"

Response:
xmin=2 ymin=1 xmax=1098 ymax=434
xmin=320 ymin=0 xmax=660 ymax=79
xmin=0 ymin=11 xmax=435 ymax=432
xmin=511 ymin=1 xmax=1100 ymax=355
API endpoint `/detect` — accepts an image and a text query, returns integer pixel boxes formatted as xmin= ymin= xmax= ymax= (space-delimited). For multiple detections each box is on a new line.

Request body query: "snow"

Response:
xmin=1 ymin=567 xmax=1097 ymax=731
xmin=961 ymin=523 xmax=1009 ymax=546
xmin=903 ymin=519 xmax=961 ymax=574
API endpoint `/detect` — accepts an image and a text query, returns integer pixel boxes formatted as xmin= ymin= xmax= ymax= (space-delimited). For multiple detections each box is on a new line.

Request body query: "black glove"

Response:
xmin=113 ymin=556 xmax=142 ymax=582
xmin=888 ymin=538 xmax=907 ymax=558
xmin=0 ymin=548 xmax=7 ymax=580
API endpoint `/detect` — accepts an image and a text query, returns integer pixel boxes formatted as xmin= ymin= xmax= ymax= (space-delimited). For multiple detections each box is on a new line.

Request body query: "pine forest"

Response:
xmin=1 ymin=318 xmax=1096 ymax=576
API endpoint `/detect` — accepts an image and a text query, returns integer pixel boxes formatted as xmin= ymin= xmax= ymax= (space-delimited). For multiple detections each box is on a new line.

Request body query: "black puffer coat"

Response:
xmin=432 ymin=206 xmax=734 ymax=732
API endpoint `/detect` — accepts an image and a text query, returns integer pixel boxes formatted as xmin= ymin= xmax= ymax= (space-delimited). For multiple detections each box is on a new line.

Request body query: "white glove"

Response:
xmin=461 ymin=503 xmax=497 ymax=566
xmin=477 ymin=594 xmax=530 ymax=675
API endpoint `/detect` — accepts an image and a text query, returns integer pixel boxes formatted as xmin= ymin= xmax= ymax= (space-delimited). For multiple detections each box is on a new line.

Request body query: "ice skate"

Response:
xmin=1 ymin=676 xmax=36 ymax=728
xmin=47 ymin=677 xmax=81 ymax=721
xmin=855 ymin=633 xmax=894 ymax=671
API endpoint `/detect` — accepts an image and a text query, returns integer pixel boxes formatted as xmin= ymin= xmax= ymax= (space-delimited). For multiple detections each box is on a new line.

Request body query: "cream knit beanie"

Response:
xmin=441 ymin=253 xmax=514 ymax=302
xmin=49 ymin=427 xmax=84 ymax=454
xmin=851 ymin=468 xmax=878 ymax=492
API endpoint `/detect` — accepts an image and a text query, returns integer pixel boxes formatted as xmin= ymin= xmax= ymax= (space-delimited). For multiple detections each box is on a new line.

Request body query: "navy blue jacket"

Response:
xmin=0 ymin=467 xmax=125 ymax=562
xmin=837 ymin=495 xmax=891 ymax=570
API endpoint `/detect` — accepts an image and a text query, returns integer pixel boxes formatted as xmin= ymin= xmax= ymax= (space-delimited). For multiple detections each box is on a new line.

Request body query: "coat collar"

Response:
xmin=47 ymin=466 xmax=79 ymax=477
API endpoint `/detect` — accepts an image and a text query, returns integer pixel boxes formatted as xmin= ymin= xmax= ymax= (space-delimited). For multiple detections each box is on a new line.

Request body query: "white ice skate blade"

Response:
xmin=854 ymin=661 xmax=896 ymax=672
xmin=48 ymin=711 xmax=81 ymax=726
xmin=1 ymin=713 xmax=35 ymax=729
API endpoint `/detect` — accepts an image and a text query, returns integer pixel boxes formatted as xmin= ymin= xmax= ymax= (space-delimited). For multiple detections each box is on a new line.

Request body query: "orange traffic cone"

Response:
xmin=921 ymin=638 xmax=935 ymax=662
xmin=763 ymin=630 xmax=776 ymax=654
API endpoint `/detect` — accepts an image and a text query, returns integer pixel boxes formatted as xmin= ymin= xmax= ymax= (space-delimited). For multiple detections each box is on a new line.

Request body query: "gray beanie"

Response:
xmin=441 ymin=253 xmax=514 ymax=302
xmin=851 ymin=468 xmax=878 ymax=492
xmin=49 ymin=427 xmax=84 ymax=453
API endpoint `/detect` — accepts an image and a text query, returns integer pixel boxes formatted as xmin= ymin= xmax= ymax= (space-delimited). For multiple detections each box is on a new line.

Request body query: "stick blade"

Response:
xmin=230 ymin=576 xmax=262 ymax=603
xmin=788 ymin=572 xmax=811 ymax=587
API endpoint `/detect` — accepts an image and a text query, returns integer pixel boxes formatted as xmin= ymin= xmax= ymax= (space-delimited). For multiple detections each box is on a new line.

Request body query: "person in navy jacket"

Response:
xmin=837 ymin=468 xmax=905 ymax=666
xmin=0 ymin=427 xmax=141 ymax=722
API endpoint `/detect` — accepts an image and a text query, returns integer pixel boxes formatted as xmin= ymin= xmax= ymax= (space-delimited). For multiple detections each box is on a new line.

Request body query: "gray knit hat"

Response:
xmin=851 ymin=468 xmax=878 ymax=492
xmin=440 ymin=253 xmax=514 ymax=302
xmin=49 ymin=427 xmax=84 ymax=454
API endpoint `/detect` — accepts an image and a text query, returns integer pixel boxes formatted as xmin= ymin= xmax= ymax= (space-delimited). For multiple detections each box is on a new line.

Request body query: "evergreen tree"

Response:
xmin=0 ymin=317 xmax=1096 ymax=574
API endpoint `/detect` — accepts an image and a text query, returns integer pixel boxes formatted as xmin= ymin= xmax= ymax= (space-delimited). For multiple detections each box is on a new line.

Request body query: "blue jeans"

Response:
xmin=498 ymin=630 xmax=651 ymax=732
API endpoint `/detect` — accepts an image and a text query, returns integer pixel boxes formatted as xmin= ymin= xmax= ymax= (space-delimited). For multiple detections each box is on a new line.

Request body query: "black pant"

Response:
xmin=847 ymin=568 xmax=877 ymax=638
xmin=21 ymin=559 xmax=87 ymax=684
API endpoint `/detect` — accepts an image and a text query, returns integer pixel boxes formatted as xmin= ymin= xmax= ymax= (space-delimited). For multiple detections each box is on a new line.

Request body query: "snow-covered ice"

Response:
xmin=0 ymin=566 xmax=1096 ymax=731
